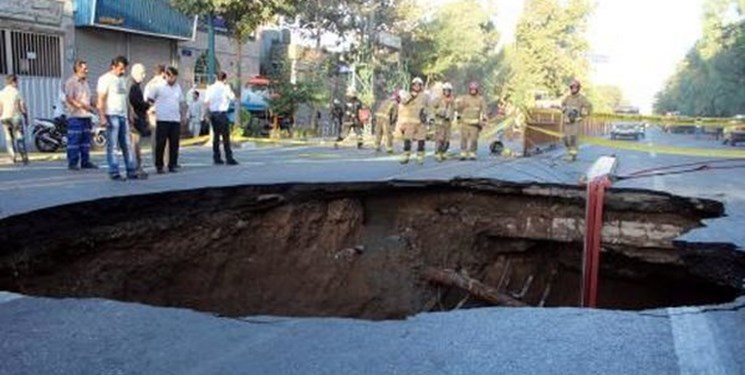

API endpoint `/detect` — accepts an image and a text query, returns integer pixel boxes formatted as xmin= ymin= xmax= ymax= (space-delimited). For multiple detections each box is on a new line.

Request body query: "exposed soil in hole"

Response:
xmin=0 ymin=179 xmax=743 ymax=320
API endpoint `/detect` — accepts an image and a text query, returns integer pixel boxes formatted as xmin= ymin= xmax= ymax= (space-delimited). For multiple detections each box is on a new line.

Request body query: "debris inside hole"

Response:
xmin=1 ymin=179 xmax=743 ymax=320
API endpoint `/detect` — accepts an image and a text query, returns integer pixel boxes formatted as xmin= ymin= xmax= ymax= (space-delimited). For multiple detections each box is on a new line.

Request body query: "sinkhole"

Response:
xmin=1 ymin=179 xmax=743 ymax=320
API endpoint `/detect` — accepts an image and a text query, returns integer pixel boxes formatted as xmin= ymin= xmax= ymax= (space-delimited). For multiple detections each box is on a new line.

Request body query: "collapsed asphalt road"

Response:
xmin=1 ymin=179 xmax=742 ymax=320
xmin=1 ymin=127 xmax=745 ymax=374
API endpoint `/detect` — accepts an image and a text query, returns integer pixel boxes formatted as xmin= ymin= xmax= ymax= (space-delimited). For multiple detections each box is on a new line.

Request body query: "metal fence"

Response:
xmin=0 ymin=29 xmax=63 ymax=152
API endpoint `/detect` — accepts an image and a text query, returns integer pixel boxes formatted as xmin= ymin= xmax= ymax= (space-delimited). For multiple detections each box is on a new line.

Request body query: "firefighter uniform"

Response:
xmin=560 ymin=90 xmax=592 ymax=160
xmin=457 ymin=93 xmax=487 ymax=160
xmin=337 ymin=91 xmax=364 ymax=149
xmin=374 ymin=97 xmax=398 ymax=153
xmin=398 ymin=85 xmax=428 ymax=164
xmin=430 ymin=93 xmax=455 ymax=161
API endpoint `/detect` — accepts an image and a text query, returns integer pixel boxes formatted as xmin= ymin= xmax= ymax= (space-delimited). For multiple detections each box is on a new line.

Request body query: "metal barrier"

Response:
xmin=522 ymin=108 xmax=610 ymax=156
xmin=522 ymin=108 xmax=563 ymax=156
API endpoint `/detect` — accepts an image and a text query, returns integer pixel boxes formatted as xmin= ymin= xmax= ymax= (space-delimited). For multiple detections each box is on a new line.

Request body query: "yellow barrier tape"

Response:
xmin=582 ymin=137 xmax=745 ymax=158
xmin=518 ymin=106 xmax=743 ymax=128
xmin=524 ymin=125 xmax=745 ymax=158
xmin=480 ymin=115 xmax=514 ymax=140
xmin=525 ymin=125 xmax=565 ymax=138
xmin=591 ymin=112 xmax=744 ymax=128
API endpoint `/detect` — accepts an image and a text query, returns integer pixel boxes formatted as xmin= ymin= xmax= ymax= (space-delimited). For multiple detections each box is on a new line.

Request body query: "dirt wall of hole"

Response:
xmin=0 ymin=180 xmax=741 ymax=319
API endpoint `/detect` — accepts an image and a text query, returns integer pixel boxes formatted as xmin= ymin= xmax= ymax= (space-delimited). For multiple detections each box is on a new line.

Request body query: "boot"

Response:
xmin=459 ymin=151 xmax=468 ymax=161
xmin=468 ymin=151 xmax=477 ymax=160
xmin=400 ymin=151 xmax=410 ymax=164
xmin=357 ymin=142 xmax=363 ymax=149
xmin=435 ymin=152 xmax=444 ymax=162
xmin=416 ymin=151 xmax=425 ymax=165
xmin=386 ymin=147 xmax=394 ymax=154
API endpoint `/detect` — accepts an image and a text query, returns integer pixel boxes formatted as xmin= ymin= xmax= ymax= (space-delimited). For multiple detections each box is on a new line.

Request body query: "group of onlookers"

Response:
xmin=1 ymin=56 xmax=239 ymax=180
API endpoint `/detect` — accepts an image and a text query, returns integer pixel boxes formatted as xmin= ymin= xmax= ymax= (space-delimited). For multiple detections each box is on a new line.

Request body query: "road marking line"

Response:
xmin=668 ymin=306 xmax=728 ymax=375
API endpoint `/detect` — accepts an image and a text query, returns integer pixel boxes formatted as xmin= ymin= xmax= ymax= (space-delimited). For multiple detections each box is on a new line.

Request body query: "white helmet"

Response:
xmin=442 ymin=82 xmax=453 ymax=91
xmin=346 ymin=87 xmax=357 ymax=97
xmin=411 ymin=77 xmax=424 ymax=85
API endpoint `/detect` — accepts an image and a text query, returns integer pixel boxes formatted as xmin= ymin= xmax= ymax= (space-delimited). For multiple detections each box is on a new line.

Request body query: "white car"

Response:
xmin=610 ymin=122 xmax=644 ymax=140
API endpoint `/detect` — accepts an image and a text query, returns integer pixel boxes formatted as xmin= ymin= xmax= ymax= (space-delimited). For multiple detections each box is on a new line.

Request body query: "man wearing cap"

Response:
xmin=336 ymin=87 xmax=364 ymax=149
xmin=560 ymin=79 xmax=593 ymax=161
xmin=456 ymin=81 xmax=487 ymax=160
xmin=373 ymin=91 xmax=399 ymax=154
xmin=430 ymin=82 xmax=456 ymax=162
xmin=397 ymin=77 xmax=428 ymax=164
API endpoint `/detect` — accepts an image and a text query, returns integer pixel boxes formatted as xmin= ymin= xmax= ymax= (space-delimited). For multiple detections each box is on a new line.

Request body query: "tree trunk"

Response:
xmin=234 ymin=35 xmax=243 ymax=128
xmin=421 ymin=267 xmax=527 ymax=307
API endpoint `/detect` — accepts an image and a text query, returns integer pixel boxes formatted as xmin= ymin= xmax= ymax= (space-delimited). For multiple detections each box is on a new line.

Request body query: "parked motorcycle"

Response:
xmin=32 ymin=108 xmax=106 ymax=152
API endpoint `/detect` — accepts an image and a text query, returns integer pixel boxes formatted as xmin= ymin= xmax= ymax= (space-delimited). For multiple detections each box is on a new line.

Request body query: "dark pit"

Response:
xmin=1 ymin=179 xmax=743 ymax=320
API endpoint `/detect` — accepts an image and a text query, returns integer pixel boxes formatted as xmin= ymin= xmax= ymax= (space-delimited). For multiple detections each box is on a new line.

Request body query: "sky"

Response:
xmin=420 ymin=0 xmax=707 ymax=114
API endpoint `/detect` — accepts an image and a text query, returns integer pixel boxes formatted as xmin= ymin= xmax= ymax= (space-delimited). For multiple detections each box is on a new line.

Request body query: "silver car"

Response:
xmin=610 ymin=122 xmax=645 ymax=140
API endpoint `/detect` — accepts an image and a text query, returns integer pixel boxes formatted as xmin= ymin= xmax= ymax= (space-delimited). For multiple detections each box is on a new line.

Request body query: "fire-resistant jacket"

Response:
xmin=457 ymin=94 xmax=487 ymax=126
xmin=430 ymin=95 xmax=456 ymax=123
xmin=398 ymin=91 xmax=428 ymax=125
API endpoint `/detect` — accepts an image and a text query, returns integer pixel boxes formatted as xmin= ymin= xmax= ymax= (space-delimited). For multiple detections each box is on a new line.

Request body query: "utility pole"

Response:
xmin=207 ymin=13 xmax=216 ymax=84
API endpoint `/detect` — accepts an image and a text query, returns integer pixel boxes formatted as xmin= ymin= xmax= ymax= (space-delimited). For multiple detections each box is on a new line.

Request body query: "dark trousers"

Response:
xmin=66 ymin=117 xmax=91 ymax=167
xmin=210 ymin=112 xmax=233 ymax=162
xmin=155 ymin=121 xmax=180 ymax=169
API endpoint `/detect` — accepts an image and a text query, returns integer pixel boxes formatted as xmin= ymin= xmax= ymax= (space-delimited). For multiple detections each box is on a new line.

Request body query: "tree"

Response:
xmin=171 ymin=0 xmax=295 ymax=126
xmin=654 ymin=0 xmax=745 ymax=116
xmin=593 ymin=85 xmax=625 ymax=113
xmin=506 ymin=0 xmax=593 ymax=104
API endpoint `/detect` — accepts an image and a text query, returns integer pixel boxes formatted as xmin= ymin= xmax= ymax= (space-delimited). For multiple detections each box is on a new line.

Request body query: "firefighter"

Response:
xmin=430 ymin=82 xmax=456 ymax=162
xmin=560 ymin=79 xmax=593 ymax=161
xmin=373 ymin=91 xmax=399 ymax=154
xmin=336 ymin=87 xmax=364 ymax=149
xmin=457 ymin=81 xmax=487 ymax=160
xmin=397 ymin=77 xmax=428 ymax=164
xmin=331 ymin=98 xmax=344 ymax=139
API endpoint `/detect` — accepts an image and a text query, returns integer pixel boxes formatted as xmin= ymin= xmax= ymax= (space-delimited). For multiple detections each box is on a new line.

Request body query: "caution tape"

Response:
xmin=518 ymin=107 xmax=744 ymax=128
xmin=480 ymin=115 xmax=514 ymax=140
xmin=525 ymin=125 xmax=565 ymax=138
xmin=591 ymin=112 xmax=744 ymax=128
xmin=582 ymin=137 xmax=745 ymax=158
xmin=524 ymin=125 xmax=745 ymax=158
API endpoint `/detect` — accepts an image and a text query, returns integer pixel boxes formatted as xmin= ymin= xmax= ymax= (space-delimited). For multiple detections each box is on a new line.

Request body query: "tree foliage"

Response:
xmin=171 ymin=0 xmax=294 ymax=41
xmin=505 ymin=0 xmax=593 ymax=104
xmin=654 ymin=0 xmax=745 ymax=116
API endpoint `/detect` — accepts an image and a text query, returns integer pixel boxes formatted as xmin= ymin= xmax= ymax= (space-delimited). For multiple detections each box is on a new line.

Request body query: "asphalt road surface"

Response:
xmin=1 ymin=127 xmax=744 ymax=374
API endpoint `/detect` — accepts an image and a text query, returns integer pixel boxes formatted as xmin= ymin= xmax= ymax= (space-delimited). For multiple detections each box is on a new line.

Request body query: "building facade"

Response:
xmin=72 ymin=0 xmax=195 ymax=87
xmin=0 ymin=0 xmax=73 ymax=131
xmin=1 ymin=0 xmax=264 ymax=153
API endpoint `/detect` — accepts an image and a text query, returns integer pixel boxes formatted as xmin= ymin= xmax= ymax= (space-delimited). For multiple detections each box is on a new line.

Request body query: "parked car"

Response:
xmin=723 ymin=115 xmax=745 ymax=146
xmin=610 ymin=122 xmax=645 ymax=140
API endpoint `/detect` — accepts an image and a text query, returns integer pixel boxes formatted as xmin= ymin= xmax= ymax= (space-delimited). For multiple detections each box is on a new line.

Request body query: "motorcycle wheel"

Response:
xmin=92 ymin=130 xmax=107 ymax=149
xmin=34 ymin=130 xmax=59 ymax=153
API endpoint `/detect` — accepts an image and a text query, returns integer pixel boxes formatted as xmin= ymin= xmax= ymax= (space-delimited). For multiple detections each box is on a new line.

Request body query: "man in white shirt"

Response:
xmin=204 ymin=71 xmax=238 ymax=165
xmin=188 ymin=90 xmax=204 ymax=138
xmin=0 ymin=74 xmax=28 ymax=164
xmin=147 ymin=66 xmax=186 ymax=173
xmin=97 ymin=55 xmax=137 ymax=180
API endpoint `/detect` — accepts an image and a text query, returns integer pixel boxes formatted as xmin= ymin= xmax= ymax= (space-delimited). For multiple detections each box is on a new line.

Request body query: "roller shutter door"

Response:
xmin=129 ymin=35 xmax=174 ymax=78
xmin=75 ymin=29 xmax=126 ymax=85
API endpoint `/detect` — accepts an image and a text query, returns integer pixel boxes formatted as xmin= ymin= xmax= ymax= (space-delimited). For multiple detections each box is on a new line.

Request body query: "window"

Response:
xmin=0 ymin=30 xmax=7 ymax=75
xmin=9 ymin=30 xmax=62 ymax=77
